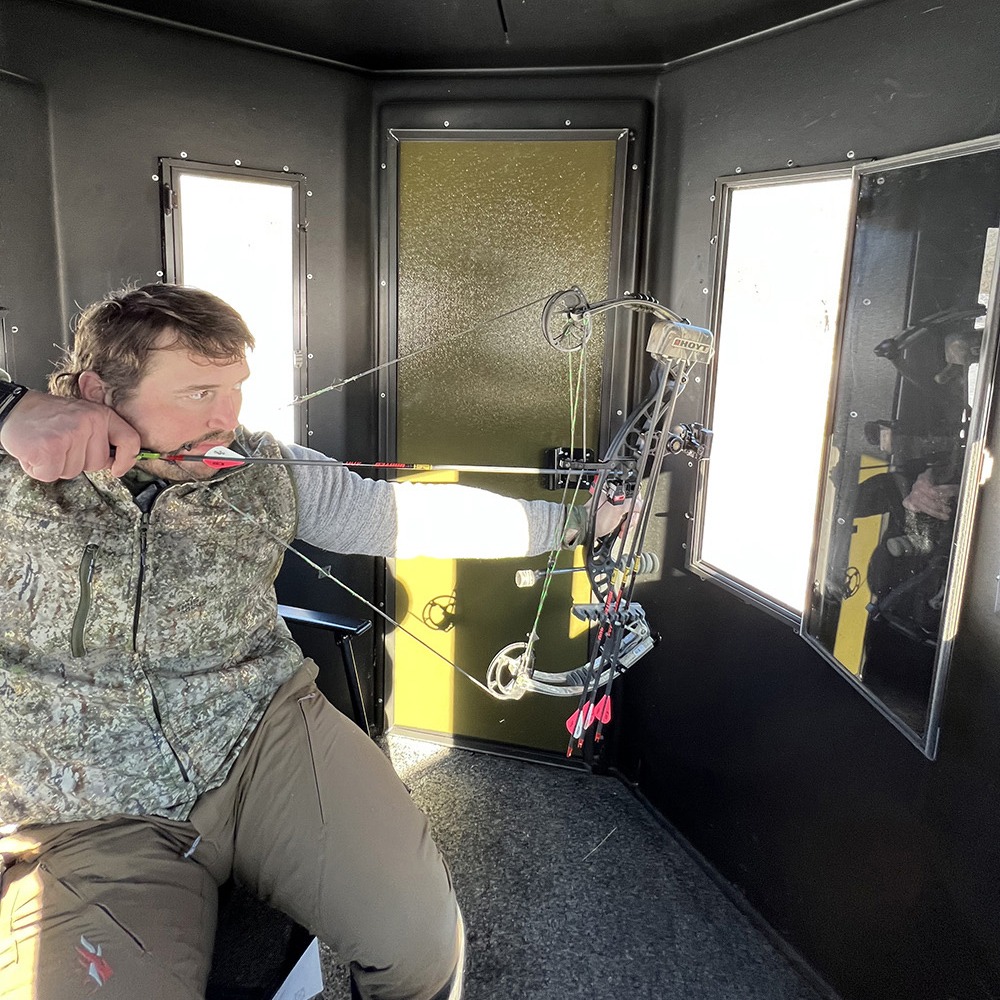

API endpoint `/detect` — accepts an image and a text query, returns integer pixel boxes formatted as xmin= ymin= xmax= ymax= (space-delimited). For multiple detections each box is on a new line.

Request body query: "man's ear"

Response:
xmin=77 ymin=371 xmax=112 ymax=405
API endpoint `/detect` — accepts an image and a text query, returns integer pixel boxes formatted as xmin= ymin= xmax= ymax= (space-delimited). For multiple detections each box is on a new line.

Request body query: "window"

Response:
xmin=160 ymin=160 xmax=307 ymax=442
xmin=691 ymin=169 xmax=855 ymax=617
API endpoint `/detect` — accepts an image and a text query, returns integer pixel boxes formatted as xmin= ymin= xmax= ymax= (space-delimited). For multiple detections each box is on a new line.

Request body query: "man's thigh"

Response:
xmin=194 ymin=679 xmax=460 ymax=1000
xmin=0 ymin=817 xmax=216 ymax=1000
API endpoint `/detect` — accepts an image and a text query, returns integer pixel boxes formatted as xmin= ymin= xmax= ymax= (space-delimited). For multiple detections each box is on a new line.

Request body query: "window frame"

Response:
xmin=688 ymin=162 xmax=858 ymax=625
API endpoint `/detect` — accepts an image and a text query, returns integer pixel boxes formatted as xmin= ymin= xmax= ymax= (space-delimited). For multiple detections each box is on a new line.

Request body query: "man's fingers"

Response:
xmin=83 ymin=432 xmax=115 ymax=475
xmin=106 ymin=412 xmax=141 ymax=476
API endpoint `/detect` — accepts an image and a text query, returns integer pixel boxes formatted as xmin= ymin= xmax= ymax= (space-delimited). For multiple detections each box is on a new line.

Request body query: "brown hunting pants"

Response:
xmin=0 ymin=663 xmax=463 ymax=999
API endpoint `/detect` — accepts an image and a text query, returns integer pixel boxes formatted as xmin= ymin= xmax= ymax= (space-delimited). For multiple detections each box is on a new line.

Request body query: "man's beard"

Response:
xmin=136 ymin=434 xmax=236 ymax=482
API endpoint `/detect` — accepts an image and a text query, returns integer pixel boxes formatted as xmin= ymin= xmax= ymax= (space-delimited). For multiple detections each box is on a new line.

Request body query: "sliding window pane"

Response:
xmin=694 ymin=174 xmax=854 ymax=615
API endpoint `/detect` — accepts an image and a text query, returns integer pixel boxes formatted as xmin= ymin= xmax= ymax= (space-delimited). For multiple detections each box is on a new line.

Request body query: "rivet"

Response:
xmin=631 ymin=164 xmax=638 ymax=170
xmin=10 ymin=326 xmax=17 ymax=333
xmin=156 ymin=270 xmax=163 ymax=277
xmin=380 ymin=392 xmax=386 ymax=399
xmin=702 ymin=288 xmax=709 ymax=294
xmin=695 ymin=376 xmax=701 ymax=383
xmin=681 ymin=542 xmax=687 ymax=549
xmin=443 ymin=120 xmax=450 ymax=127
xmin=787 ymin=159 xmax=794 ymax=167
xmin=709 ymin=236 xmax=717 ymax=245
xmin=876 ymin=176 xmax=886 ymax=185
xmin=307 ymin=191 xmax=313 ymax=197
xmin=837 ymin=517 xmax=846 ymax=525
xmin=307 ymin=273 xmax=313 ymax=279
xmin=863 ymin=298 xmax=871 ymax=305
xmin=308 ymin=429 xmax=314 ymax=436
xmin=735 ymin=167 xmax=742 ymax=174
xmin=234 ymin=159 xmax=242 ymax=166
xmin=710 ymin=194 xmax=716 ymax=202
xmin=283 ymin=165 xmax=289 ymax=172
xmin=380 ymin=280 xmax=387 ymax=287
xmin=617 ymin=409 xmax=623 ymax=416
xmin=687 ymin=461 xmax=693 ymax=468
xmin=565 ymin=120 xmax=571 ymax=125
xmin=307 ymin=353 xmax=314 ymax=359
xmin=847 ymin=150 xmax=856 ymax=159
xmin=151 ymin=174 xmax=159 ymax=181
xmin=180 ymin=151 xmax=188 ymax=158
xmin=381 ymin=163 xmax=387 ymax=169
xmin=850 ymin=411 xmax=858 ymax=418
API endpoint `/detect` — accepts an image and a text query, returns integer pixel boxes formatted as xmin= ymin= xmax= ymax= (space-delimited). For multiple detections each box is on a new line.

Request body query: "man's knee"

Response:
xmin=350 ymin=900 xmax=465 ymax=1000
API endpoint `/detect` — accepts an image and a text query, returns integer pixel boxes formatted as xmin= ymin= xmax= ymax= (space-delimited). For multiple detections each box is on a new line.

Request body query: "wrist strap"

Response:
xmin=0 ymin=379 xmax=29 ymax=429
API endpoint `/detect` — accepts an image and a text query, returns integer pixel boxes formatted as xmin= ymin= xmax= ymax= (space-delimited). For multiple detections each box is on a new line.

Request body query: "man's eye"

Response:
xmin=190 ymin=390 xmax=211 ymax=400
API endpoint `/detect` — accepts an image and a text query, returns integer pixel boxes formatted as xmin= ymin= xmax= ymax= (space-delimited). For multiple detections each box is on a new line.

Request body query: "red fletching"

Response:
xmin=566 ymin=695 xmax=612 ymax=736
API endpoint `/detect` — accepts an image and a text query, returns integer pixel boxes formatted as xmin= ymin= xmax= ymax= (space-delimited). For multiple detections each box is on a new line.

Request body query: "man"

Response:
xmin=0 ymin=284 xmax=621 ymax=1000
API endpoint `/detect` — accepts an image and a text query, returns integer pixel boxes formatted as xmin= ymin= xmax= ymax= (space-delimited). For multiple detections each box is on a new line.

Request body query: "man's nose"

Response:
xmin=210 ymin=391 xmax=241 ymax=428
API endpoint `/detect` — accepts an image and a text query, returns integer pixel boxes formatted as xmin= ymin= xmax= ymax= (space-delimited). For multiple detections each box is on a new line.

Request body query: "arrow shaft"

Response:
xmin=137 ymin=451 xmax=624 ymax=476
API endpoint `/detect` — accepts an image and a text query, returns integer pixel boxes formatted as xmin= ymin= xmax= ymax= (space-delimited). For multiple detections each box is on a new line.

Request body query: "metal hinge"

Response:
xmin=161 ymin=183 xmax=178 ymax=215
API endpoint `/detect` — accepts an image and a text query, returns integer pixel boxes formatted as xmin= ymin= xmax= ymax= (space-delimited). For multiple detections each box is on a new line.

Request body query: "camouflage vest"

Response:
xmin=0 ymin=430 xmax=301 ymax=829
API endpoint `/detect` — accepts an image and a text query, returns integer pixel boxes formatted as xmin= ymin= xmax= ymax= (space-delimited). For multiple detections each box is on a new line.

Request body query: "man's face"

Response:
xmin=113 ymin=335 xmax=250 ymax=482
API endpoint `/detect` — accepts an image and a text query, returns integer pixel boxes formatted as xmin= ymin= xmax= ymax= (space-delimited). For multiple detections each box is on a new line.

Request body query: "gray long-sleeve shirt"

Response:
xmin=280 ymin=442 xmax=572 ymax=559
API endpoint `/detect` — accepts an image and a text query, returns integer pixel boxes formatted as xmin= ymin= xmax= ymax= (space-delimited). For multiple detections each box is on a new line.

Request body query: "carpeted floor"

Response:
xmin=314 ymin=736 xmax=833 ymax=1000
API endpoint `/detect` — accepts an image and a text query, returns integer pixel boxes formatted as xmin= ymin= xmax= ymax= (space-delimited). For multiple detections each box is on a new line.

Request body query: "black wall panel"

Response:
xmin=630 ymin=1 xmax=1000 ymax=997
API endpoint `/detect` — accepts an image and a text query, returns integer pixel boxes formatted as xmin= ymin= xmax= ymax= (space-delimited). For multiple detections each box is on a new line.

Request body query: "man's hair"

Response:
xmin=49 ymin=283 xmax=255 ymax=403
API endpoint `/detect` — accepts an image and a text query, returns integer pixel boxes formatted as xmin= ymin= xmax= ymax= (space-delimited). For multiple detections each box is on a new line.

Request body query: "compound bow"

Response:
xmin=484 ymin=287 xmax=714 ymax=750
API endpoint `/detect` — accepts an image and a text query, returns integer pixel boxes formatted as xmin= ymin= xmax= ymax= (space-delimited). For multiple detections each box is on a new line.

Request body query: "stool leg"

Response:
xmin=337 ymin=635 xmax=372 ymax=736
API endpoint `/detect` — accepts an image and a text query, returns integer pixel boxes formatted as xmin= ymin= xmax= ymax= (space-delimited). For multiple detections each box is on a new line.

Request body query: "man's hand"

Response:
xmin=902 ymin=468 xmax=959 ymax=521
xmin=0 ymin=390 xmax=141 ymax=481
xmin=590 ymin=490 xmax=644 ymax=541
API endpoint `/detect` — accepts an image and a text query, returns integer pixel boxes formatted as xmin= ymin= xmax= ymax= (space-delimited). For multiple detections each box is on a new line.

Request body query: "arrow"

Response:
xmin=136 ymin=445 xmax=626 ymax=476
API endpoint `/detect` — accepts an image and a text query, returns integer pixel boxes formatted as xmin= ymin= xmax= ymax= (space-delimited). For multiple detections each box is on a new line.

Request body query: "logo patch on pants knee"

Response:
xmin=77 ymin=935 xmax=114 ymax=988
